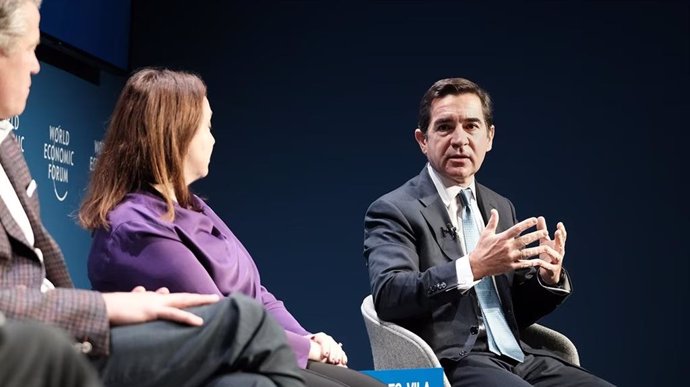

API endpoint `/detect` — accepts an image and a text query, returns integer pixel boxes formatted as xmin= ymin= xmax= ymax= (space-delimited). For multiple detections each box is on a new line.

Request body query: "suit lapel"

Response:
xmin=0 ymin=135 xmax=39 ymax=253
xmin=416 ymin=168 xmax=464 ymax=261
xmin=476 ymin=184 xmax=495 ymax=230
xmin=0 ymin=197 xmax=30 ymax=260
xmin=476 ymin=183 xmax=510 ymax=234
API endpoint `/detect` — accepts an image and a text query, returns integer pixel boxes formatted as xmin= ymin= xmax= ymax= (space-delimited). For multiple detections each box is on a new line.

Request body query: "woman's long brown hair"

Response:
xmin=79 ymin=68 xmax=207 ymax=230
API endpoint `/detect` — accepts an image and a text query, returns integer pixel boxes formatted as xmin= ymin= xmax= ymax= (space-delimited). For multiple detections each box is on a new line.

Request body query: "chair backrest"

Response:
xmin=360 ymin=295 xmax=452 ymax=387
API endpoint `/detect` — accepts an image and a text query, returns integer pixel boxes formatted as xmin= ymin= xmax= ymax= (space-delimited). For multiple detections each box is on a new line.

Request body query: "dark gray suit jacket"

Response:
xmin=364 ymin=167 xmax=569 ymax=362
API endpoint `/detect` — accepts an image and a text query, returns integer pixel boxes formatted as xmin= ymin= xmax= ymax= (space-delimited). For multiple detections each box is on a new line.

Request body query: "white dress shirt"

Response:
xmin=426 ymin=163 xmax=482 ymax=291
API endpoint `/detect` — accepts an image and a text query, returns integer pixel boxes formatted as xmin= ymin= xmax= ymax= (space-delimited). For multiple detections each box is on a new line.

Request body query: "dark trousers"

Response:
xmin=444 ymin=352 xmax=615 ymax=387
xmin=0 ymin=319 xmax=102 ymax=387
xmin=92 ymin=294 xmax=304 ymax=387
xmin=302 ymin=361 xmax=385 ymax=387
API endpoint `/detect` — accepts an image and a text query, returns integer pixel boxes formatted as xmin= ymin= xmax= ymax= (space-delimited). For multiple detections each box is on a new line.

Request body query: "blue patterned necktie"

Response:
xmin=459 ymin=188 xmax=524 ymax=362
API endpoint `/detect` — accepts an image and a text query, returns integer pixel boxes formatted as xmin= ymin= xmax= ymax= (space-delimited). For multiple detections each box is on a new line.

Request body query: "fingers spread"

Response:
xmin=519 ymin=246 xmax=548 ymax=259
xmin=503 ymin=217 xmax=537 ymax=239
xmin=516 ymin=229 xmax=549 ymax=247
xmin=538 ymin=260 xmax=558 ymax=274
xmin=512 ymin=259 xmax=542 ymax=270
xmin=484 ymin=209 xmax=499 ymax=234
xmin=555 ymin=223 xmax=567 ymax=249
xmin=539 ymin=245 xmax=562 ymax=264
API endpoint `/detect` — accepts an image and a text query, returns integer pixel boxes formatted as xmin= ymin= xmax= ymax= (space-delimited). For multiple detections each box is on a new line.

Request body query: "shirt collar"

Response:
xmin=0 ymin=119 xmax=13 ymax=143
xmin=426 ymin=163 xmax=477 ymax=209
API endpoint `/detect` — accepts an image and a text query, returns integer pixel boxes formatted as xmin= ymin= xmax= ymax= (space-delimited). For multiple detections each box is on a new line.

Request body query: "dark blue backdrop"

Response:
xmin=40 ymin=0 xmax=131 ymax=70
xmin=127 ymin=1 xmax=687 ymax=385
xmin=19 ymin=62 xmax=121 ymax=289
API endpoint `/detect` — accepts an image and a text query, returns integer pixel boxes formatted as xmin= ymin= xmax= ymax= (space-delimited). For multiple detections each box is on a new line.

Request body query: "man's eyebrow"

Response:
xmin=433 ymin=116 xmax=483 ymax=125
xmin=432 ymin=117 xmax=455 ymax=125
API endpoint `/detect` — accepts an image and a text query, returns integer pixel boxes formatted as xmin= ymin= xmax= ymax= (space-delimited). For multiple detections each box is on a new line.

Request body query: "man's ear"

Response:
xmin=487 ymin=124 xmax=495 ymax=151
xmin=414 ymin=128 xmax=427 ymax=154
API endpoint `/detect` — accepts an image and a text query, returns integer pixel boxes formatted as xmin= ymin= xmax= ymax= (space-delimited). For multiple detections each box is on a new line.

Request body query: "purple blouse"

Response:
xmin=88 ymin=191 xmax=311 ymax=367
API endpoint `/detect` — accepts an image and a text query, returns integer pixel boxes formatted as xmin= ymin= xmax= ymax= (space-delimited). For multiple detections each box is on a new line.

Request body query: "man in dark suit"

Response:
xmin=0 ymin=1 xmax=303 ymax=386
xmin=364 ymin=78 xmax=613 ymax=386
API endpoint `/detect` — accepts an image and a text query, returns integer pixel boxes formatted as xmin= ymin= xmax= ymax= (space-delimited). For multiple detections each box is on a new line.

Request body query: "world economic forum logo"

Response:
xmin=8 ymin=115 xmax=19 ymax=130
xmin=8 ymin=115 xmax=26 ymax=152
xmin=43 ymin=124 xmax=74 ymax=202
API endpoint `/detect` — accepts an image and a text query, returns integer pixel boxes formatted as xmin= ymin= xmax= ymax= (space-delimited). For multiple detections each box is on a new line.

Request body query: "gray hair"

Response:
xmin=0 ymin=0 xmax=42 ymax=54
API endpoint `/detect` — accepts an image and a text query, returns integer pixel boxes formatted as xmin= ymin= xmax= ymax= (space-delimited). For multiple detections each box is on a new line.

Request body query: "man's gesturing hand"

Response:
xmin=468 ymin=209 xmax=550 ymax=279
xmin=536 ymin=217 xmax=567 ymax=285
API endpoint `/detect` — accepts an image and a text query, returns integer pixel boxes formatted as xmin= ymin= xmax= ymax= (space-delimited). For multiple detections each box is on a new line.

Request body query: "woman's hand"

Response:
xmin=307 ymin=332 xmax=348 ymax=367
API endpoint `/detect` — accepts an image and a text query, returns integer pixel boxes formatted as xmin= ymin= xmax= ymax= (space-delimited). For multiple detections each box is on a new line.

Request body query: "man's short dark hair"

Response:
xmin=417 ymin=78 xmax=493 ymax=133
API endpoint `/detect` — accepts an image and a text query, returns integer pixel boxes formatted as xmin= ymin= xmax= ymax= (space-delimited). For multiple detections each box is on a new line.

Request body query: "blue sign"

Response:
xmin=361 ymin=368 xmax=444 ymax=387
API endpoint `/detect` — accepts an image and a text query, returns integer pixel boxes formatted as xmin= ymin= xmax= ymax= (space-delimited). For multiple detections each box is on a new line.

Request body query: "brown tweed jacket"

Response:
xmin=0 ymin=135 xmax=110 ymax=356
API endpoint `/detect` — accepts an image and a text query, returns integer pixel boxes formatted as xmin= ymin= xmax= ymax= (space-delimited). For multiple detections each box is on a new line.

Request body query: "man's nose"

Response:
xmin=31 ymin=52 xmax=40 ymax=75
xmin=450 ymin=128 xmax=468 ymax=147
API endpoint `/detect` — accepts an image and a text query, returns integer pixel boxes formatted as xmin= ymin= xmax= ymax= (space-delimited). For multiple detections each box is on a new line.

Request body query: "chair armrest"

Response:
xmin=521 ymin=323 xmax=580 ymax=366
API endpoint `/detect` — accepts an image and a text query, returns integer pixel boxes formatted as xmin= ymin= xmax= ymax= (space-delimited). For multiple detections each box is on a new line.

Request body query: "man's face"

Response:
xmin=414 ymin=93 xmax=494 ymax=186
xmin=0 ymin=1 xmax=41 ymax=119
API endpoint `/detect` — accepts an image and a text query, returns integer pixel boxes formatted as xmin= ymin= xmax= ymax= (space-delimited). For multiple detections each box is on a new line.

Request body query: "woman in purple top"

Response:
xmin=79 ymin=68 xmax=382 ymax=387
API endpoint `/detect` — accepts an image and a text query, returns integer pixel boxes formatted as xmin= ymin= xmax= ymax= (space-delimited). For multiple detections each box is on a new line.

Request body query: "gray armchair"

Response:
xmin=360 ymin=295 xmax=579 ymax=387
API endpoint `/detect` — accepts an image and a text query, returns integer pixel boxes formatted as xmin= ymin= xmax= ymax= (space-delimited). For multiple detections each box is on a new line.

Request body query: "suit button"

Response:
xmin=74 ymin=341 xmax=93 ymax=354
xmin=440 ymin=282 xmax=447 ymax=289
xmin=459 ymin=350 xmax=467 ymax=356
xmin=470 ymin=326 xmax=479 ymax=335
